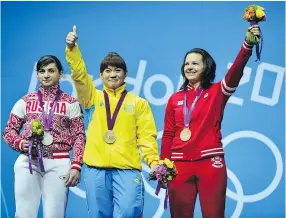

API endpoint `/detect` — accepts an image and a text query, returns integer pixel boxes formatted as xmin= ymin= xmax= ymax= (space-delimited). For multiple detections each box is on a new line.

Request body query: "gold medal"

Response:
xmin=104 ymin=130 xmax=116 ymax=144
xmin=180 ymin=128 xmax=191 ymax=141
xmin=103 ymin=90 xmax=127 ymax=145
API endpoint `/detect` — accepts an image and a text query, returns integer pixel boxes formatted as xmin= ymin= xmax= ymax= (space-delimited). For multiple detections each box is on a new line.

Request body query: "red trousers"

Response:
xmin=168 ymin=156 xmax=227 ymax=218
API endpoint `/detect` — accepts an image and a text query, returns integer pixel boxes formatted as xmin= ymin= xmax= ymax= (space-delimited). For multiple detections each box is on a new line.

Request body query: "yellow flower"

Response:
xmin=167 ymin=175 xmax=173 ymax=181
xmin=256 ymin=9 xmax=265 ymax=19
xmin=36 ymin=129 xmax=42 ymax=135
xmin=256 ymin=6 xmax=264 ymax=11
xmin=158 ymin=160 xmax=164 ymax=165
xmin=31 ymin=120 xmax=44 ymax=136
xmin=164 ymin=158 xmax=173 ymax=168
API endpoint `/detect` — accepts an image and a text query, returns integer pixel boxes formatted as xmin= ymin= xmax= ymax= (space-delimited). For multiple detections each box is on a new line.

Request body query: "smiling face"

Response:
xmin=183 ymin=53 xmax=205 ymax=87
xmin=37 ymin=63 xmax=62 ymax=88
xmin=100 ymin=66 xmax=127 ymax=89
xmin=100 ymin=52 xmax=127 ymax=90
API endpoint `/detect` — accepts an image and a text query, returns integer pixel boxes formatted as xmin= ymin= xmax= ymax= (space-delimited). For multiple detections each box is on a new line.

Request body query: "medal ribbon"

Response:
xmin=155 ymin=182 xmax=169 ymax=210
xmin=37 ymin=89 xmax=62 ymax=132
xmin=183 ymin=88 xmax=203 ymax=128
xmin=103 ymin=90 xmax=127 ymax=131
xmin=28 ymin=137 xmax=45 ymax=174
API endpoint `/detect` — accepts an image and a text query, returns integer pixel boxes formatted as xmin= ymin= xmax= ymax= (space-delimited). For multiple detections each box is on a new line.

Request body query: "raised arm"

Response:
xmin=65 ymin=26 xmax=97 ymax=109
xmin=221 ymin=25 xmax=260 ymax=98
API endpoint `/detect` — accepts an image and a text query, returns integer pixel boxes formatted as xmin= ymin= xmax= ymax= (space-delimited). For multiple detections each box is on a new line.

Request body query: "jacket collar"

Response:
xmin=39 ymin=84 xmax=60 ymax=99
xmin=103 ymin=83 xmax=127 ymax=97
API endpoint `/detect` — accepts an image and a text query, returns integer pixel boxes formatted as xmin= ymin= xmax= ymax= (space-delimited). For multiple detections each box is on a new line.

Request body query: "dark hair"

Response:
xmin=36 ymin=55 xmax=63 ymax=72
xmin=100 ymin=52 xmax=127 ymax=73
xmin=180 ymin=48 xmax=216 ymax=90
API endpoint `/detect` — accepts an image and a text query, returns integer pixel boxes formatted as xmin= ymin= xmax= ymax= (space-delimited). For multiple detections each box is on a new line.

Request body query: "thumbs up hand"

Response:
xmin=66 ymin=25 xmax=78 ymax=49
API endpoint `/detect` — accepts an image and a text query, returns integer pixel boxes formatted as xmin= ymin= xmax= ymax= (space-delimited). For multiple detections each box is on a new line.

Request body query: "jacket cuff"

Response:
xmin=71 ymin=161 xmax=82 ymax=171
xmin=149 ymin=160 xmax=159 ymax=167
xmin=15 ymin=138 xmax=24 ymax=151
xmin=243 ymin=38 xmax=254 ymax=50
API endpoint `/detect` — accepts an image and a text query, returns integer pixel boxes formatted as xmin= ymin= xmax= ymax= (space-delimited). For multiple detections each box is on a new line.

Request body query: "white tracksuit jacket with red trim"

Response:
xmin=3 ymin=84 xmax=86 ymax=170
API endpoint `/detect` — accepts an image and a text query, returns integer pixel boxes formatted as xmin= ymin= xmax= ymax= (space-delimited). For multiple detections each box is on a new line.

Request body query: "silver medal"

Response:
xmin=42 ymin=131 xmax=53 ymax=146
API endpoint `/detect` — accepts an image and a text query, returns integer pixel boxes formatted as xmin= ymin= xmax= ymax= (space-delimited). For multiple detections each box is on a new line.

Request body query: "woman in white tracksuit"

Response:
xmin=3 ymin=55 xmax=86 ymax=218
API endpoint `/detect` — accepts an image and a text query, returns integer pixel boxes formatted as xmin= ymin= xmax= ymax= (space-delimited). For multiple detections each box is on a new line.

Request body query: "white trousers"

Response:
xmin=14 ymin=154 xmax=70 ymax=218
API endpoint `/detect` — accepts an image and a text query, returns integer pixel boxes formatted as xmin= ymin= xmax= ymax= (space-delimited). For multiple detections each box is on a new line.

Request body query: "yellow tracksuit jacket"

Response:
xmin=66 ymin=44 xmax=159 ymax=170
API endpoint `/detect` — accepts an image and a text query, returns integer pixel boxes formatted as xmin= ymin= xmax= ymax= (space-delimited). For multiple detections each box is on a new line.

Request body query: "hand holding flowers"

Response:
xmin=28 ymin=120 xmax=45 ymax=174
xmin=149 ymin=158 xmax=178 ymax=209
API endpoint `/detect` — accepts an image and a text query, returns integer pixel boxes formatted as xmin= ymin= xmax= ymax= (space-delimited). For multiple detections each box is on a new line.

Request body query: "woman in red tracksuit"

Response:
xmin=161 ymin=26 xmax=261 ymax=217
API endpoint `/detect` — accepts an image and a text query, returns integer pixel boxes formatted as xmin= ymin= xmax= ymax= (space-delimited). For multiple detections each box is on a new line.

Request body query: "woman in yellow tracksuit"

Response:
xmin=65 ymin=26 xmax=160 ymax=218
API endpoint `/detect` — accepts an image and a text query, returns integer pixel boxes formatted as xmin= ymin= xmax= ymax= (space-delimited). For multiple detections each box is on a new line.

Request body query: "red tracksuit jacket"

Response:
xmin=161 ymin=40 xmax=253 ymax=161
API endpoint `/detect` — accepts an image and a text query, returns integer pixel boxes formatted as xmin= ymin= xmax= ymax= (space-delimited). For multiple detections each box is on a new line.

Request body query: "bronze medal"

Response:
xmin=180 ymin=128 xmax=191 ymax=141
xmin=181 ymin=88 xmax=203 ymax=142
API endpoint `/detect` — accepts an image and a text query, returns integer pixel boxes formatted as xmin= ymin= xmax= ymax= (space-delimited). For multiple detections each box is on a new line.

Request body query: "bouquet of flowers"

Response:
xmin=243 ymin=4 xmax=266 ymax=61
xmin=31 ymin=119 xmax=44 ymax=137
xmin=243 ymin=5 xmax=266 ymax=44
xmin=243 ymin=5 xmax=266 ymax=22
xmin=28 ymin=120 xmax=45 ymax=174
xmin=149 ymin=158 xmax=178 ymax=210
